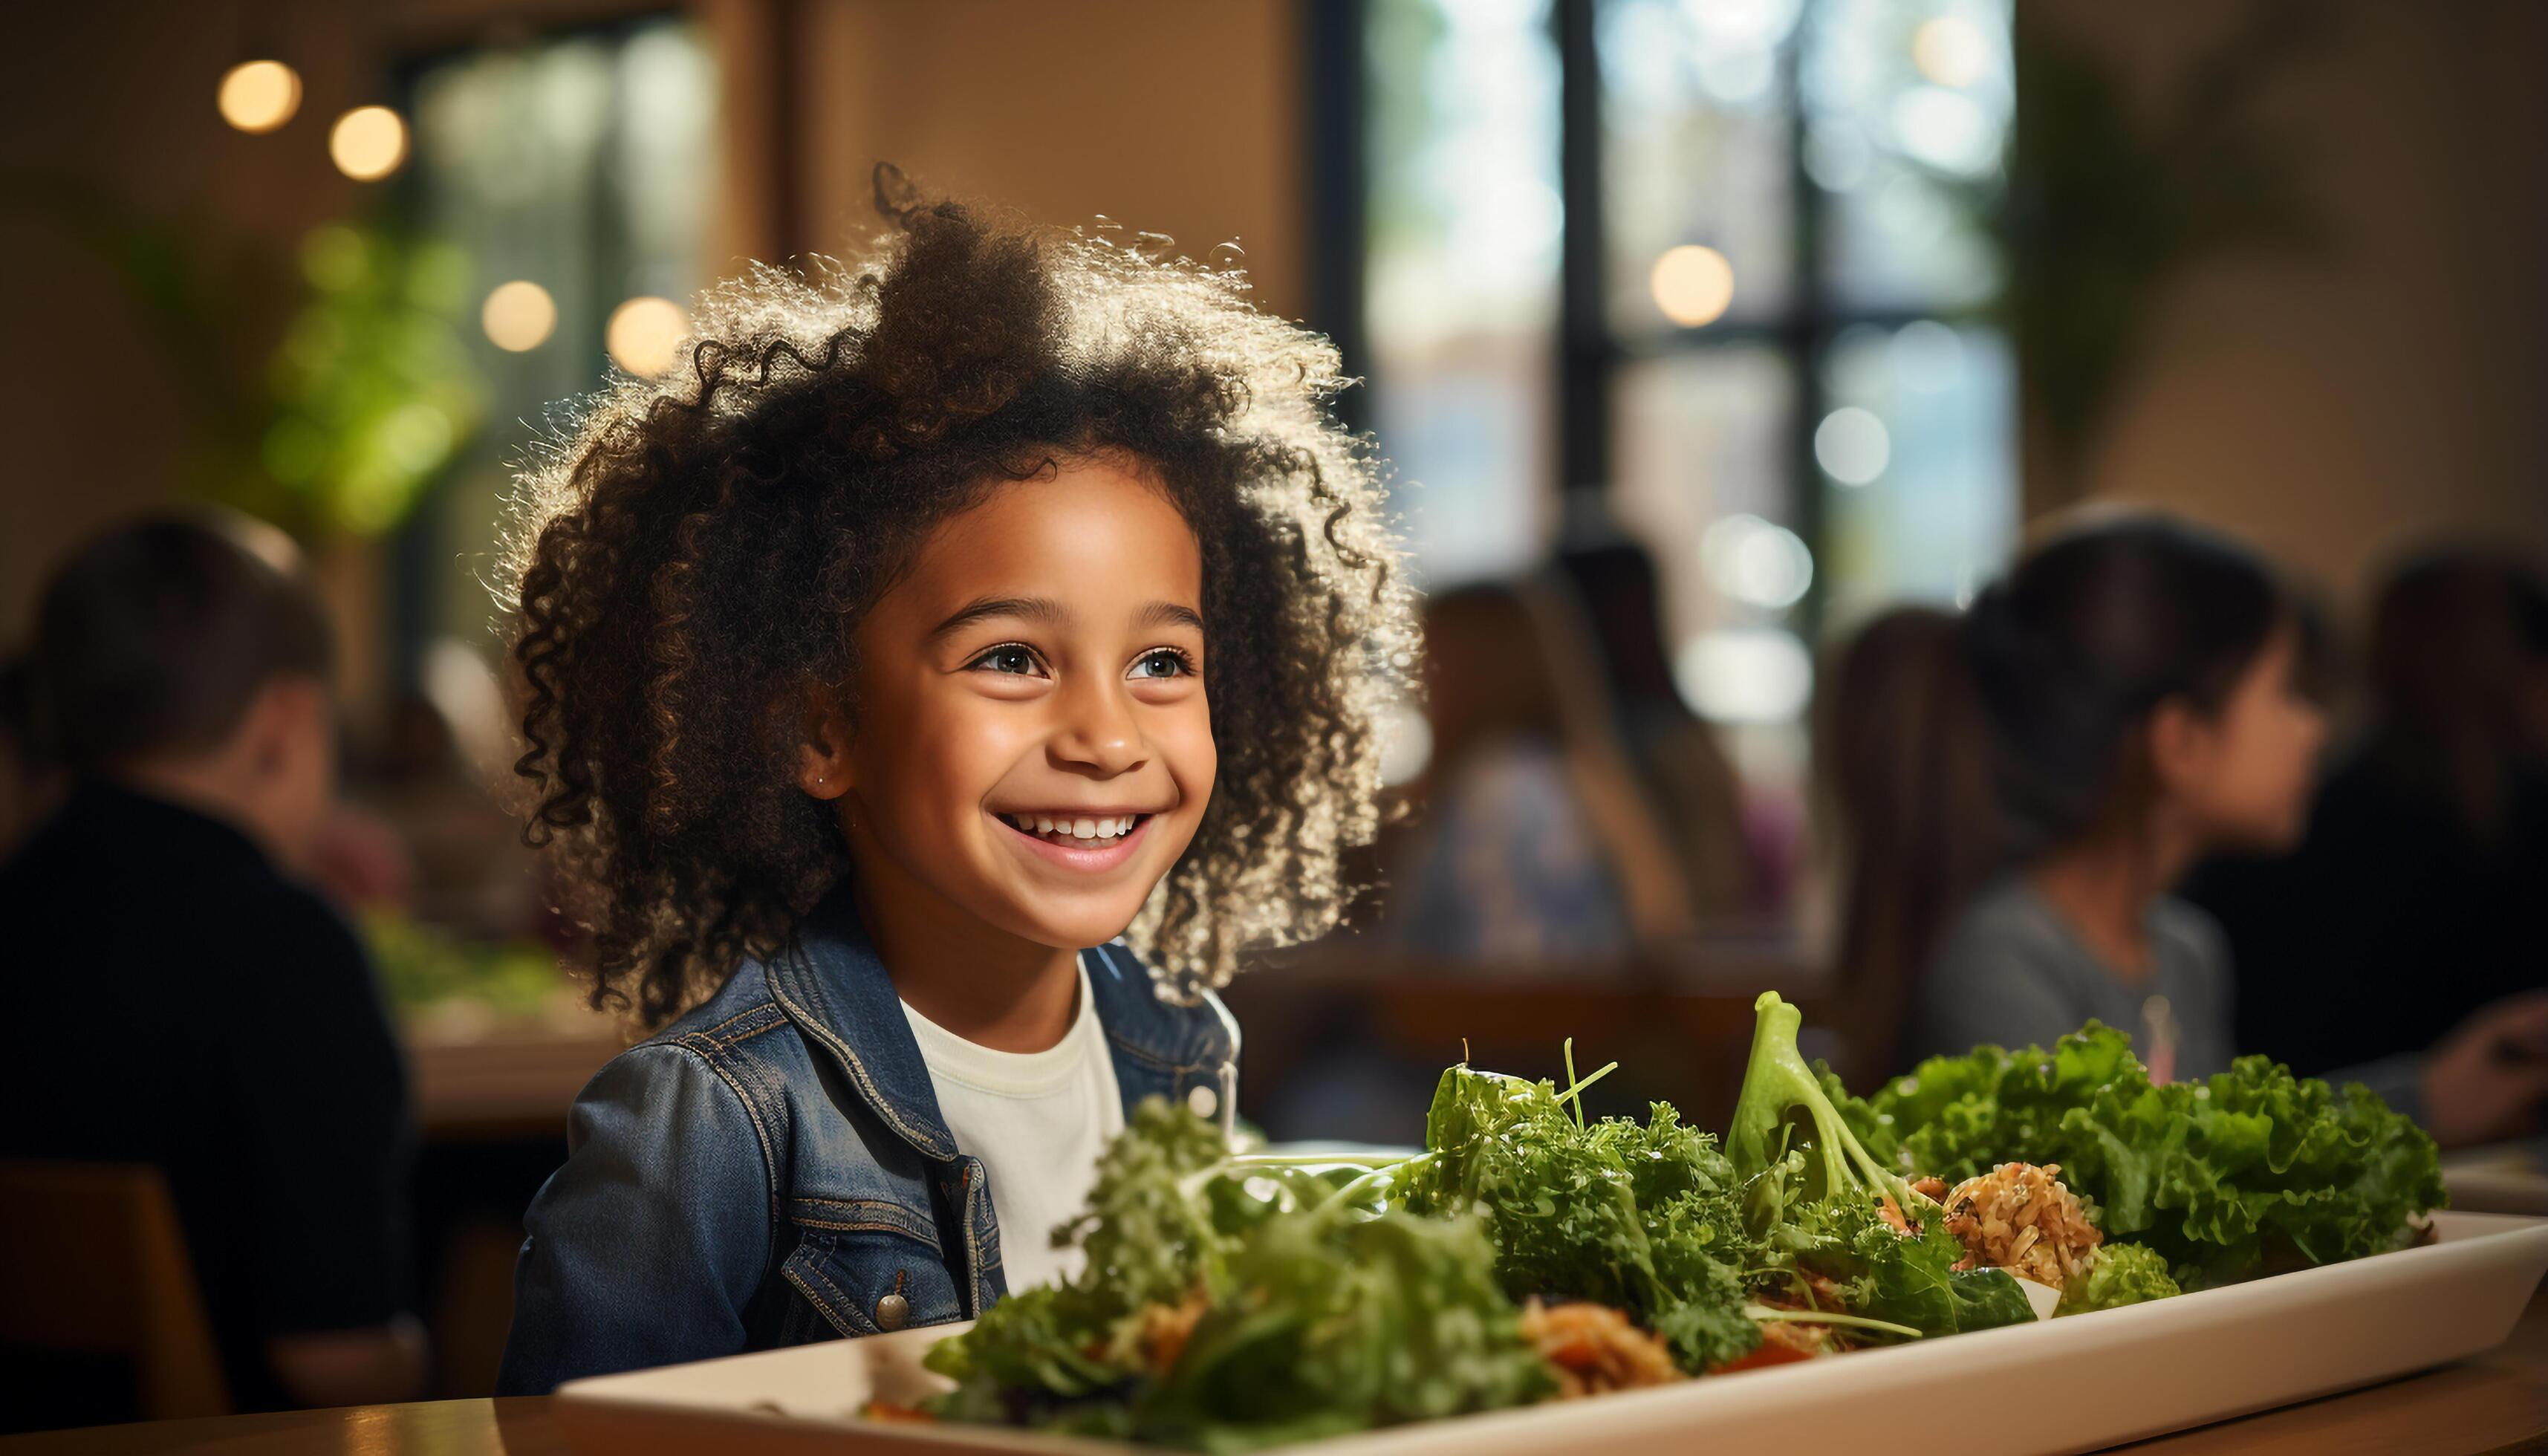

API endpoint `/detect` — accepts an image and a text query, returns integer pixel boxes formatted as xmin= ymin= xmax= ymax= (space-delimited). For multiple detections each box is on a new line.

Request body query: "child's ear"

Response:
xmin=2145 ymin=698 xmax=2215 ymax=793
xmin=794 ymin=689 xmax=853 ymax=801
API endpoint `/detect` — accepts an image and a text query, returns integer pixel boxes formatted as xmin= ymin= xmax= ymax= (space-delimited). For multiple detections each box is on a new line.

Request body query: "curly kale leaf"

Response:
xmin=1398 ymin=1062 xmax=1761 ymax=1371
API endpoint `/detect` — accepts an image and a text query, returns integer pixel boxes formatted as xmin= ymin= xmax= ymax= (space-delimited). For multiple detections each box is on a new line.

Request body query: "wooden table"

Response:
xmin=9 ymin=1289 xmax=2541 ymax=1455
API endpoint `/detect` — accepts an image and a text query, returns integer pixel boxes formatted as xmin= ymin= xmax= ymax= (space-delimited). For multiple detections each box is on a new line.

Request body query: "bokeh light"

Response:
xmin=1702 ymin=513 xmax=1815 ymax=610
xmin=1815 ymin=406 xmax=1891 ymax=485
xmin=217 ymin=59 xmax=302 ymax=134
xmin=605 ymin=296 xmax=690 ymax=377
xmin=1648 ymin=244 xmax=1736 ymax=328
xmin=1676 ymin=627 xmax=1813 ymax=724
xmin=329 ymin=105 xmax=409 ymax=181
xmin=481 ymin=281 xmax=557 ymax=352
xmin=1911 ymin=16 xmax=1992 ymax=88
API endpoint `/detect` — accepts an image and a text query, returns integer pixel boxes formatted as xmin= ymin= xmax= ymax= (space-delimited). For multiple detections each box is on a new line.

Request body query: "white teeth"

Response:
xmin=1005 ymin=813 xmax=1143 ymax=843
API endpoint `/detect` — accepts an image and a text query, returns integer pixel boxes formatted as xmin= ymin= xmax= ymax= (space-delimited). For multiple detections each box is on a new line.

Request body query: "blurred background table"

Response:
xmin=7 ymin=1286 xmax=2538 ymax=1455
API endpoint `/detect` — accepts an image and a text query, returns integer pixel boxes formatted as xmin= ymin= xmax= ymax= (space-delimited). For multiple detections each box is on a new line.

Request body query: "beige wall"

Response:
xmin=793 ymin=0 xmax=1301 ymax=315
xmin=2037 ymin=0 xmax=2548 ymax=607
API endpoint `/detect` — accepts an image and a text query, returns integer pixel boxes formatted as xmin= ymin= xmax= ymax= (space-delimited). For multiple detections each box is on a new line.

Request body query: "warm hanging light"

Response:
xmin=329 ymin=105 xmax=409 ymax=181
xmin=605 ymin=296 xmax=691 ymax=377
xmin=482 ymin=282 xmax=559 ymax=352
xmin=1649 ymin=244 xmax=1736 ymax=328
xmin=217 ymin=59 xmax=302 ymax=133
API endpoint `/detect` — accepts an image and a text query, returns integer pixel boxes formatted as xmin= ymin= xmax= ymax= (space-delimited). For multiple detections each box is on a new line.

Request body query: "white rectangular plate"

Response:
xmin=556 ymin=1210 xmax=2548 ymax=1456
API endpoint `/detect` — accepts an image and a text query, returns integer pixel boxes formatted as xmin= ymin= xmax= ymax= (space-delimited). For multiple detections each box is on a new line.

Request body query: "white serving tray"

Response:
xmin=555 ymin=1210 xmax=2548 ymax=1456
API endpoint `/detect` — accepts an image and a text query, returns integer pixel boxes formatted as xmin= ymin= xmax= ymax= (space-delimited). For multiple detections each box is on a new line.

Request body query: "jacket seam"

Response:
xmin=770 ymin=949 xmax=958 ymax=1161
xmin=683 ymin=1003 xmax=788 ymax=1049
xmin=663 ymin=1040 xmax=787 ymax=1255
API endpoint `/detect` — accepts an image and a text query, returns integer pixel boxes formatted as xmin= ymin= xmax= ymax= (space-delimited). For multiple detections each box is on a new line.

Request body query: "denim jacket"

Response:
xmin=496 ymin=886 xmax=1238 ymax=1394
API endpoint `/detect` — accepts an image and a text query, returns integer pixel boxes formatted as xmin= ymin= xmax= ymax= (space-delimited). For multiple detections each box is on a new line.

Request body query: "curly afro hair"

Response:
xmin=504 ymin=170 xmax=1414 ymax=1028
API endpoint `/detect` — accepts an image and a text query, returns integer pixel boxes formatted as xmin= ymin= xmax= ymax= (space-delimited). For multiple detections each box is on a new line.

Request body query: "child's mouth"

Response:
xmin=999 ymin=812 xmax=1149 ymax=846
xmin=992 ymin=810 xmax=1157 ymax=870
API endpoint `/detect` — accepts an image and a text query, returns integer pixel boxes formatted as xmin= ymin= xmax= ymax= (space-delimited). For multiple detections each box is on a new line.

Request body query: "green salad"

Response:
xmin=897 ymin=993 xmax=2443 ymax=1452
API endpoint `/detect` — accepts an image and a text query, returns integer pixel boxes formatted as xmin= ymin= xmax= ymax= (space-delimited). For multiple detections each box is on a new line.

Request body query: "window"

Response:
xmin=1361 ymin=0 xmax=2015 ymax=763
xmin=391 ymin=16 xmax=722 ymax=679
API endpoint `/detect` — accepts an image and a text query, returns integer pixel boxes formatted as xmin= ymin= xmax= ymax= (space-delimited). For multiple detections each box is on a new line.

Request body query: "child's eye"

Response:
xmin=969 ymin=643 xmax=1047 ymax=677
xmin=1131 ymin=648 xmax=1195 ymax=680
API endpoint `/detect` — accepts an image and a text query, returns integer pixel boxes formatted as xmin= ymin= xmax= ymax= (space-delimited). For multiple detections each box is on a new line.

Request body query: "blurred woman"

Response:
xmin=1555 ymin=538 xmax=1761 ymax=920
xmin=1817 ymin=607 xmax=2004 ymax=1083
xmin=1385 ymin=578 xmax=1692 ymax=961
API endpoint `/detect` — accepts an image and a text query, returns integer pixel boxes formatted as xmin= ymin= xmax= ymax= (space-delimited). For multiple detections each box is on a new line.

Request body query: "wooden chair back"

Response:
xmin=0 ymin=1160 xmax=230 ymax=1419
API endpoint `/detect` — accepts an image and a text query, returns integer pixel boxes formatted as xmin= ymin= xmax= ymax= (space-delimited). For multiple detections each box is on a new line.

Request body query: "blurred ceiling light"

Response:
xmin=1675 ymin=627 xmax=1813 ymax=724
xmin=1911 ymin=16 xmax=1992 ymax=88
xmin=481 ymin=281 xmax=557 ymax=352
xmin=1702 ymin=513 xmax=1814 ymax=611
xmin=605 ymin=296 xmax=690 ymax=377
xmin=1891 ymin=87 xmax=1998 ymax=175
xmin=329 ymin=105 xmax=409 ymax=181
xmin=1814 ymin=406 xmax=1891 ymax=486
xmin=217 ymin=59 xmax=302 ymax=133
xmin=1649 ymin=244 xmax=1736 ymax=328
xmin=1684 ymin=0 xmax=1804 ymax=46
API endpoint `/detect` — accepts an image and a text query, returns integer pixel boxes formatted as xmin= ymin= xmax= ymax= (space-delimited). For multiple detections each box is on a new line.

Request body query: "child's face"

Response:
xmin=825 ymin=455 xmax=1215 ymax=954
xmin=2152 ymin=625 xmax=2327 ymax=853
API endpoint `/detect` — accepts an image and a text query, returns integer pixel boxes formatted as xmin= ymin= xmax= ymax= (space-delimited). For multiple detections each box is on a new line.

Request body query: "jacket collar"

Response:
xmin=766 ymin=882 xmax=1235 ymax=1163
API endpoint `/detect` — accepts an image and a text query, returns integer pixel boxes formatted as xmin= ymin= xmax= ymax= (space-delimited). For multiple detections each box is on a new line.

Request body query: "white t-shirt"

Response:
xmin=900 ymin=954 xmax=1124 ymax=1293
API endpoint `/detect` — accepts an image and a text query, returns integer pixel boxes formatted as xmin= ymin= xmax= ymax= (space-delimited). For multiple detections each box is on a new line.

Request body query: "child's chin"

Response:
xmin=995 ymin=897 xmax=1144 ymax=955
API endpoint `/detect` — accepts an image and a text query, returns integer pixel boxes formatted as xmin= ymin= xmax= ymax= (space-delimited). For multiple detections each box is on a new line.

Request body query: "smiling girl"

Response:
xmin=494 ymin=175 xmax=1411 ymax=1391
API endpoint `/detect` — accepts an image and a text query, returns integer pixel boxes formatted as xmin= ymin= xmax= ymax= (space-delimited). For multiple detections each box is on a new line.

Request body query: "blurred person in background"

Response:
xmin=1831 ymin=516 xmax=2320 ymax=1083
xmin=1816 ymin=606 xmax=2003 ymax=1085
xmin=1384 ymin=577 xmax=1691 ymax=961
xmin=1555 ymin=533 xmax=1768 ymax=921
xmin=1827 ymin=516 xmax=2548 ymax=1148
xmin=0 ymin=513 xmax=424 ymax=1423
xmin=0 ymin=653 xmax=54 ymax=857
xmin=2189 ymin=547 xmax=2548 ymax=1148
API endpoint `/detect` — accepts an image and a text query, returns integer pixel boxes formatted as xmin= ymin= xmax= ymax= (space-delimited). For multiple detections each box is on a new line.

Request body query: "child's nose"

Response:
xmin=1052 ymin=680 xmax=1145 ymax=776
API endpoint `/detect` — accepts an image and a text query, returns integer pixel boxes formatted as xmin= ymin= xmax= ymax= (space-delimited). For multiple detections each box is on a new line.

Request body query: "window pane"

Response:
xmin=1611 ymin=348 xmax=1811 ymax=721
xmin=1599 ymin=0 xmax=1798 ymax=337
xmin=1366 ymin=0 xmax=1562 ymax=585
xmin=1816 ymin=320 xmax=2017 ymax=624
xmin=407 ymin=19 xmax=721 ymax=649
xmin=1802 ymin=0 xmax=2011 ymax=311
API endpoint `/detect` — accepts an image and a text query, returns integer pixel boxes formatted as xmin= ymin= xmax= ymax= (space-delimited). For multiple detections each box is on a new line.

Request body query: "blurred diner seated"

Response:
xmin=2188 ymin=545 xmax=2548 ymax=1148
xmin=1379 ymin=576 xmax=1691 ymax=963
xmin=1824 ymin=517 xmax=2548 ymax=1149
xmin=0 ymin=513 xmax=425 ymax=1428
xmin=1555 ymin=532 xmax=1773 ymax=922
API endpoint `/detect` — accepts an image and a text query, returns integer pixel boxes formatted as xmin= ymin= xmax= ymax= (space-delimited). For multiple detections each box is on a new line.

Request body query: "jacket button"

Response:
xmin=875 ymin=1293 xmax=910 ymax=1331
xmin=1187 ymin=1083 xmax=1219 ymax=1118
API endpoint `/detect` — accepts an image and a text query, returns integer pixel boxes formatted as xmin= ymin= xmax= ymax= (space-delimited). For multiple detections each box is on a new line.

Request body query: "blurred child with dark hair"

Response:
xmin=0 ymin=512 xmax=423 ymax=1423
xmin=1825 ymin=515 xmax=2322 ymax=1082
xmin=1826 ymin=515 xmax=2548 ymax=1148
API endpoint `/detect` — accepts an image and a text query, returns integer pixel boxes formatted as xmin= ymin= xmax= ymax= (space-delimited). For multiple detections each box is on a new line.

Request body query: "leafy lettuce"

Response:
xmin=2056 ymin=1242 xmax=2181 ymax=1316
xmin=1853 ymin=1024 xmax=2446 ymax=1287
